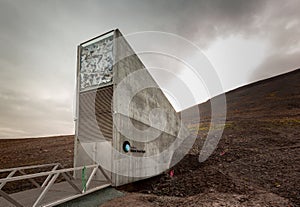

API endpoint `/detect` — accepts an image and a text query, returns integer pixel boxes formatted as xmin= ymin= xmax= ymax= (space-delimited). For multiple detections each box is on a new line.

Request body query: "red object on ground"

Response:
xmin=169 ymin=170 xmax=174 ymax=177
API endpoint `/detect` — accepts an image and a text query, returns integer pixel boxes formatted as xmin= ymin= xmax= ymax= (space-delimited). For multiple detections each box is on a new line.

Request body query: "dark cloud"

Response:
xmin=0 ymin=0 xmax=299 ymax=138
xmin=248 ymin=0 xmax=300 ymax=81
xmin=150 ymin=0 xmax=268 ymax=47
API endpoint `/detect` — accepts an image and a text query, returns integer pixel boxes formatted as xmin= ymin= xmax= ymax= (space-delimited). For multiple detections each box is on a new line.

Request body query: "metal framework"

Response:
xmin=0 ymin=163 xmax=111 ymax=207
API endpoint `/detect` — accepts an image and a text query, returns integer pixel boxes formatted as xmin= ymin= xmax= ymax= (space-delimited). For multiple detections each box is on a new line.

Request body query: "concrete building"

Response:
xmin=74 ymin=29 xmax=190 ymax=186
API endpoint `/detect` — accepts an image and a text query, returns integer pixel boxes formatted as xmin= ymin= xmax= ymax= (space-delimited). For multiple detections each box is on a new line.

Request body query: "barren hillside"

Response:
xmin=0 ymin=69 xmax=299 ymax=206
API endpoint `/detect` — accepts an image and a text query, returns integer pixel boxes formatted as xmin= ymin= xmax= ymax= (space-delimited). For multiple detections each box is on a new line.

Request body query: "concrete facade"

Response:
xmin=74 ymin=29 xmax=190 ymax=186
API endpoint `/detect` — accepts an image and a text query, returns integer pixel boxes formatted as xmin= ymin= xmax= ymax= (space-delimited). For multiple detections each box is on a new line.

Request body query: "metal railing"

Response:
xmin=0 ymin=163 xmax=111 ymax=207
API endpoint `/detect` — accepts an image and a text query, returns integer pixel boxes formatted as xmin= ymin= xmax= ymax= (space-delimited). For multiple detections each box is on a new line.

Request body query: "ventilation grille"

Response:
xmin=78 ymin=86 xmax=113 ymax=142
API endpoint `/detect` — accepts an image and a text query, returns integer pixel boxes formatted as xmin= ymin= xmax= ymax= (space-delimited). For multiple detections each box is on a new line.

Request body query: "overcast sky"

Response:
xmin=0 ymin=0 xmax=299 ymax=138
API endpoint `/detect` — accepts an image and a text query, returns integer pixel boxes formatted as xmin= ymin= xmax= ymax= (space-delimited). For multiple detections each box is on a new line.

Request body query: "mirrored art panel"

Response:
xmin=80 ymin=33 xmax=114 ymax=92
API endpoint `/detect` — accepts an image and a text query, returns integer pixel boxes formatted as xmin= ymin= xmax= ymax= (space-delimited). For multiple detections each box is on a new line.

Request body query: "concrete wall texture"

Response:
xmin=74 ymin=29 xmax=190 ymax=186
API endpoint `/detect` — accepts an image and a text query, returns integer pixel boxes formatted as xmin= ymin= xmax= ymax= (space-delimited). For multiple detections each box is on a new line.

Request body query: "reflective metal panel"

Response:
xmin=80 ymin=33 xmax=114 ymax=92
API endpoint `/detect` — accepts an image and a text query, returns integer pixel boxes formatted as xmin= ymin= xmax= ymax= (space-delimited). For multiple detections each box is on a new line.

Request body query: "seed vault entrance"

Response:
xmin=74 ymin=29 xmax=190 ymax=186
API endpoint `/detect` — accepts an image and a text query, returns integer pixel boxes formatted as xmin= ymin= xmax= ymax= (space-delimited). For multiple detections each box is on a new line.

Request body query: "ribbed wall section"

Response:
xmin=78 ymin=86 xmax=113 ymax=142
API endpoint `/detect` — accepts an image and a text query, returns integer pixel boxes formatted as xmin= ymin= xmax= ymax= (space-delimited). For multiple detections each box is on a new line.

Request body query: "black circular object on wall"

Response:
xmin=123 ymin=141 xmax=131 ymax=153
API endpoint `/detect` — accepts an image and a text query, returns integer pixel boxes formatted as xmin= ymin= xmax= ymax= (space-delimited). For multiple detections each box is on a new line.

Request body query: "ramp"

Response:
xmin=0 ymin=163 xmax=111 ymax=207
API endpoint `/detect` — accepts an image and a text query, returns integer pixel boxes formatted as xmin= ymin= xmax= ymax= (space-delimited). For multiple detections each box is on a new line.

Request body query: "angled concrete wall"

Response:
xmin=111 ymin=30 xmax=189 ymax=186
xmin=74 ymin=29 xmax=190 ymax=186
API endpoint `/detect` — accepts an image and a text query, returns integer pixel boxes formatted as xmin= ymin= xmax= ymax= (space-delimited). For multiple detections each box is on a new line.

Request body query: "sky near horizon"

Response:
xmin=0 ymin=0 xmax=299 ymax=138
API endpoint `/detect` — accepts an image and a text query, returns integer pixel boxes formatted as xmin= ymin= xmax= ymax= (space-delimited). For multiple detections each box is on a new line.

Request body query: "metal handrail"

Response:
xmin=0 ymin=163 xmax=111 ymax=207
xmin=0 ymin=163 xmax=60 ymax=173
xmin=0 ymin=164 xmax=98 ymax=183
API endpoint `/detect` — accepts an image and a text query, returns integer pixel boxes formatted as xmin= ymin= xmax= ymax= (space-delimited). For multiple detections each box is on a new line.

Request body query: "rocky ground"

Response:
xmin=0 ymin=69 xmax=299 ymax=206
xmin=115 ymin=69 xmax=300 ymax=207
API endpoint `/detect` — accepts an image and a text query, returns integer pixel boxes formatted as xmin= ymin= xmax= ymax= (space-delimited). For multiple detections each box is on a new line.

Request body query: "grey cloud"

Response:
xmin=251 ymin=51 xmax=300 ymax=82
xmin=168 ymin=0 xmax=299 ymax=80
xmin=151 ymin=0 xmax=300 ymax=53
xmin=248 ymin=0 xmax=300 ymax=80
xmin=154 ymin=0 xmax=268 ymax=47
xmin=0 ymin=87 xmax=73 ymax=138
xmin=0 ymin=0 xmax=299 ymax=138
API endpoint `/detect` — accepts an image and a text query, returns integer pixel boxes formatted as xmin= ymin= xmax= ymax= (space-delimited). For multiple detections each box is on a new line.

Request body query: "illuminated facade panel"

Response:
xmin=80 ymin=33 xmax=114 ymax=92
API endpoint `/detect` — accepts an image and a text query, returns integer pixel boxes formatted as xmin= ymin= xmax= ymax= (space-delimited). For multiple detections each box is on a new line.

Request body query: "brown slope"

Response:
xmin=185 ymin=68 xmax=300 ymax=120
xmin=0 ymin=69 xmax=299 ymax=206
xmin=0 ymin=135 xmax=74 ymax=193
xmin=120 ymin=68 xmax=300 ymax=206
